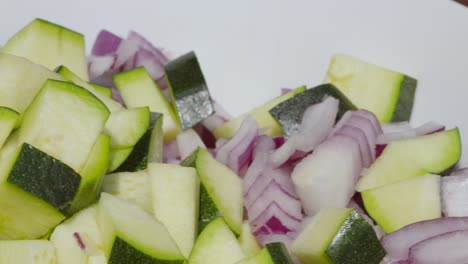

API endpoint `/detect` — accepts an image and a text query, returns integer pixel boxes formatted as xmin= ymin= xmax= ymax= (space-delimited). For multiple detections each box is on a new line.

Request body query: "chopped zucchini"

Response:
xmin=291 ymin=208 xmax=385 ymax=264
xmin=3 ymin=18 xmax=89 ymax=80
xmin=188 ymin=217 xmax=245 ymax=264
xmin=0 ymin=240 xmax=56 ymax=264
xmin=113 ymin=67 xmax=182 ymax=142
xmin=269 ymin=84 xmax=357 ymax=136
xmin=181 ymin=148 xmax=243 ymax=234
xmin=0 ymin=52 xmax=63 ymax=114
xmin=104 ymin=106 xmax=150 ymax=148
xmin=147 ymin=163 xmax=200 ymax=258
xmin=0 ymin=107 xmax=20 ymax=149
xmin=102 ymin=170 xmax=152 ymax=213
xmin=50 ymin=205 xmax=107 ymax=264
xmin=114 ymin=112 xmax=163 ymax=172
xmin=70 ymin=134 xmax=110 ymax=214
xmin=238 ymin=221 xmax=262 ymax=257
xmin=236 ymin=243 xmax=296 ymax=264
xmin=165 ymin=51 xmax=214 ymax=129
xmin=97 ymin=193 xmax=186 ymax=263
xmin=214 ymin=86 xmax=306 ymax=139
xmin=324 ymin=54 xmax=417 ymax=123
xmin=107 ymin=148 xmax=133 ymax=173
xmin=362 ymin=174 xmax=441 ymax=233
xmin=356 ymin=128 xmax=461 ymax=191
xmin=90 ymin=83 xmax=113 ymax=98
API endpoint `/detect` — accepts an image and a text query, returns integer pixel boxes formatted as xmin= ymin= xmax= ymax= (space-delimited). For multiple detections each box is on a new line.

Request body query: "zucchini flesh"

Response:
xmin=0 ymin=107 xmax=20 ymax=149
xmin=269 ymin=84 xmax=357 ymax=137
xmin=90 ymin=83 xmax=112 ymax=98
xmin=104 ymin=106 xmax=150 ymax=148
xmin=0 ymin=240 xmax=56 ymax=264
xmin=70 ymin=134 xmax=111 ymax=214
xmin=188 ymin=217 xmax=245 ymax=264
xmin=182 ymin=148 xmax=243 ymax=234
xmin=324 ymin=54 xmax=417 ymax=123
xmin=291 ymin=208 xmax=384 ymax=264
xmin=115 ymin=112 xmax=163 ymax=172
xmin=113 ymin=67 xmax=181 ymax=142
xmin=2 ymin=18 xmax=89 ymax=81
xmin=165 ymin=51 xmax=214 ymax=129
xmin=7 ymin=143 xmax=81 ymax=214
xmin=238 ymin=243 xmax=296 ymax=264
xmin=362 ymin=174 xmax=441 ymax=233
xmin=0 ymin=52 xmax=63 ymax=114
xmin=97 ymin=193 xmax=185 ymax=263
xmin=102 ymin=171 xmax=152 ymax=213
xmin=148 ymin=163 xmax=200 ymax=258
xmin=214 ymin=86 xmax=306 ymax=139
xmin=18 ymin=79 xmax=110 ymax=172
xmin=108 ymin=148 xmax=133 ymax=173
xmin=238 ymin=221 xmax=262 ymax=257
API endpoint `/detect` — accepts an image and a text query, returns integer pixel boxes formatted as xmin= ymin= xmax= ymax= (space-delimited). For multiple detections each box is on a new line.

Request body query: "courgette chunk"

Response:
xmin=165 ymin=51 xmax=214 ymax=129
xmin=269 ymin=84 xmax=357 ymax=137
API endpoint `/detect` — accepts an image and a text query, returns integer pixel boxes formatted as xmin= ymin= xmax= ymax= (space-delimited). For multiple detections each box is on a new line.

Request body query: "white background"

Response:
xmin=1 ymin=0 xmax=468 ymax=141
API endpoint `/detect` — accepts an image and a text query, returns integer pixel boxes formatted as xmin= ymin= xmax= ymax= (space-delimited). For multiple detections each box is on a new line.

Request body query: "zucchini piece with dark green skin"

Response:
xmin=238 ymin=243 xmax=295 ymax=264
xmin=114 ymin=112 xmax=163 ymax=173
xmin=291 ymin=208 xmax=385 ymax=264
xmin=269 ymin=84 xmax=357 ymax=137
xmin=181 ymin=148 xmax=243 ymax=234
xmin=7 ymin=143 xmax=81 ymax=214
xmin=325 ymin=54 xmax=417 ymax=123
xmin=165 ymin=51 xmax=214 ymax=129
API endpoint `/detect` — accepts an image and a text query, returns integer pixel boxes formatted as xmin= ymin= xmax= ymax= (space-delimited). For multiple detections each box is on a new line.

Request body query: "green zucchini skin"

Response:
xmin=165 ymin=51 xmax=214 ymax=129
xmin=181 ymin=149 xmax=220 ymax=234
xmin=325 ymin=210 xmax=386 ymax=264
xmin=265 ymin=243 xmax=296 ymax=264
xmin=269 ymin=84 xmax=357 ymax=137
xmin=391 ymin=76 xmax=417 ymax=122
xmin=109 ymin=237 xmax=184 ymax=264
xmin=7 ymin=143 xmax=81 ymax=214
xmin=115 ymin=112 xmax=163 ymax=172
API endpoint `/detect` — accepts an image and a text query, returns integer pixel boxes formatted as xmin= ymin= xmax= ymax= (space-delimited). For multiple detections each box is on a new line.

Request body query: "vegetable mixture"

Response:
xmin=0 ymin=18 xmax=464 ymax=264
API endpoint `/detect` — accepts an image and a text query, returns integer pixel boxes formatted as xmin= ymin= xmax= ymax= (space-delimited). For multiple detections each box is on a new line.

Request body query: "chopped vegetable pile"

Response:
xmin=0 ymin=18 xmax=466 ymax=264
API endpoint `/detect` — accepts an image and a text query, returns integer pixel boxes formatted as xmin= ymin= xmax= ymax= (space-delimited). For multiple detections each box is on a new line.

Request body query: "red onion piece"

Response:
xmin=176 ymin=129 xmax=206 ymax=160
xmin=243 ymin=136 xmax=276 ymax=192
xmin=335 ymin=124 xmax=373 ymax=168
xmin=450 ymin=167 xmax=468 ymax=176
xmin=353 ymin=109 xmax=383 ymax=134
xmin=163 ymin=140 xmax=180 ymax=162
xmin=382 ymin=122 xmax=412 ymax=134
xmin=408 ymin=230 xmax=468 ymax=264
xmin=442 ymin=175 xmax=468 ymax=217
xmin=244 ymin=167 xmax=298 ymax=207
xmin=270 ymin=97 xmax=339 ymax=167
xmin=128 ymin=31 xmax=169 ymax=65
xmin=250 ymin=203 xmax=302 ymax=234
xmin=292 ymin=135 xmax=362 ymax=216
xmin=88 ymin=55 xmax=115 ymax=80
xmin=216 ymin=117 xmax=258 ymax=174
xmin=91 ymin=30 xmax=123 ymax=56
xmin=381 ymin=217 xmax=468 ymax=261
xmin=377 ymin=121 xmax=445 ymax=145
xmin=246 ymin=180 xmax=302 ymax=221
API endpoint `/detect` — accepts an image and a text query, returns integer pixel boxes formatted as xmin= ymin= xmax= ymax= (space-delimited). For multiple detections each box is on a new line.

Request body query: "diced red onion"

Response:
xmin=450 ymin=167 xmax=468 ymax=176
xmin=353 ymin=109 xmax=383 ymax=134
xmin=163 ymin=140 xmax=180 ymax=162
xmin=246 ymin=180 xmax=302 ymax=221
xmin=244 ymin=167 xmax=298 ymax=208
xmin=91 ymin=30 xmax=123 ymax=56
xmin=292 ymin=135 xmax=362 ymax=216
xmin=382 ymin=122 xmax=412 ymax=134
xmin=165 ymin=159 xmax=181 ymax=164
xmin=128 ymin=31 xmax=169 ymax=65
xmin=377 ymin=121 xmax=445 ymax=145
xmin=176 ymin=129 xmax=206 ymax=160
xmin=335 ymin=124 xmax=373 ymax=168
xmin=250 ymin=203 xmax=302 ymax=234
xmin=216 ymin=117 xmax=258 ymax=174
xmin=88 ymin=55 xmax=115 ymax=80
xmin=441 ymin=175 xmax=468 ymax=217
xmin=280 ymin=88 xmax=293 ymax=95
xmin=408 ymin=230 xmax=468 ymax=264
xmin=270 ymin=97 xmax=339 ymax=167
xmin=243 ymin=136 xmax=276 ymax=192
xmin=381 ymin=217 xmax=468 ymax=261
